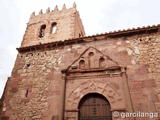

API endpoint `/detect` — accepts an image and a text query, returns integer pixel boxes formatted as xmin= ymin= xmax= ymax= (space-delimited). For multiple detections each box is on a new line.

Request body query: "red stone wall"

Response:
xmin=0 ymin=99 xmax=9 ymax=120
xmin=2 ymin=31 xmax=160 ymax=119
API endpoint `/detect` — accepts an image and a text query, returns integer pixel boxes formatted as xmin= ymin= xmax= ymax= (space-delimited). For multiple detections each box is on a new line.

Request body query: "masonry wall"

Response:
xmin=1 ymin=28 xmax=160 ymax=120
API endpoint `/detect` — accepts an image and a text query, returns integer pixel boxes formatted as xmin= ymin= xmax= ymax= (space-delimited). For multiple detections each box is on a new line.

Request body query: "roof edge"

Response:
xmin=17 ymin=24 xmax=160 ymax=53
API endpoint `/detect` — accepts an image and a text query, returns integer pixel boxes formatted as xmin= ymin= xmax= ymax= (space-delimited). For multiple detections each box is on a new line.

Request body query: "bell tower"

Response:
xmin=0 ymin=3 xmax=86 ymax=120
xmin=21 ymin=3 xmax=85 ymax=47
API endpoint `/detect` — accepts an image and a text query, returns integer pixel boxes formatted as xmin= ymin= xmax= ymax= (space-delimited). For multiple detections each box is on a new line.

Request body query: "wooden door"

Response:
xmin=79 ymin=93 xmax=112 ymax=120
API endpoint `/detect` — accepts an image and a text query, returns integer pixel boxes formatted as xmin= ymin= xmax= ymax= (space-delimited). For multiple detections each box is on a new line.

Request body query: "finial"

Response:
xmin=46 ymin=7 xmax=50 ymax=13
xmin=62 ymin=4 xmax=66 ymax=10
xmin=30 ymin=11 xmax=35 ymax=18
xmin=54 ymin=5 xmax=58 ymax=12
xmin=39 ymin=9 xmax=43 ymax=14
xmin=73 ymin=2 xmax=76 ymax=8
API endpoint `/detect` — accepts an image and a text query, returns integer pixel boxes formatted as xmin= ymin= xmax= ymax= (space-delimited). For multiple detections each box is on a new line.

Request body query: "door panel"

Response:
xmin=79 ymin=93 xmax=112 ymax=120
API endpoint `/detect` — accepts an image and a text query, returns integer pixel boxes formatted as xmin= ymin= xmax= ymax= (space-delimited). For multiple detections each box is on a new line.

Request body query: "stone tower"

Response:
xmin=1 ymin=2 xmax=160 ymax=120
xmin=21 ymin=3 xmax=85 ymax=47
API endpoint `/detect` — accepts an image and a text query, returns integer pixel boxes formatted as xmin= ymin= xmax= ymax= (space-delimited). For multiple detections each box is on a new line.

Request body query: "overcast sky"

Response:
xmin=0 ymin=0 xmax=160 ymax=97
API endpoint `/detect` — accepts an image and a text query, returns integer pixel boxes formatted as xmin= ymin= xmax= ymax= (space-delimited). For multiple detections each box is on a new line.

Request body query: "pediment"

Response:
xmin=63 ymin=46 xmax=121 ymax=73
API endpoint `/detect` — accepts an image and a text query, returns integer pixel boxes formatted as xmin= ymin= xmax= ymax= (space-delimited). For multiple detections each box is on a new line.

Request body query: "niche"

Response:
xmin=99 ymin=57 xmax=106 ymax=68
xmin=88 ymin=52 xmax=94 ymax=57
xmin=79 ymin=59 xmax=85 ymax=69
xmin=88 ymin=52 xmax=94 ymax=68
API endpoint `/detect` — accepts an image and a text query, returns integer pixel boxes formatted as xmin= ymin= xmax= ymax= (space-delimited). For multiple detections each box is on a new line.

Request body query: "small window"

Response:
xmin=79 ymin=59 xmax=85 ymax=69
xmin=51 ymin=22 xmax=57 ymax=33
xmin=99 ymin=57 xmax=105 ymax=68
xmin=39 ymin=25 xmax=46 ymax=38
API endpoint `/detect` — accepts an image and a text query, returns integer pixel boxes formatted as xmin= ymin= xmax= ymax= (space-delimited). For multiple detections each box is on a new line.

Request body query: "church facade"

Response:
xmin=0 ymin=3 xmax=160 ymax=120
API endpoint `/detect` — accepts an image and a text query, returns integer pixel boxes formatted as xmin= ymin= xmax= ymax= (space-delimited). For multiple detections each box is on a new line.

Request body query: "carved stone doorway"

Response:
xmin=78 ymin=93 xmax=112 ymax=120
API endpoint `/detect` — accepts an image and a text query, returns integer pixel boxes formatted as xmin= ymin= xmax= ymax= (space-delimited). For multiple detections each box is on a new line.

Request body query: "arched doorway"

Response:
xmin=78 ymin=93 xmax=112 ymax=120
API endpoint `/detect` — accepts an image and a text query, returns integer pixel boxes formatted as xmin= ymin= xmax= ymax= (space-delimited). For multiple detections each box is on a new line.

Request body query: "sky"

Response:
xmin=0 ymin=0 xmax=160 ymax=97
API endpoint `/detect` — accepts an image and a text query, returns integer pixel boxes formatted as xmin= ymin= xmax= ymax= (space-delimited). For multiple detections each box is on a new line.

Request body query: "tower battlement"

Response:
xmin=30 ymin=3 xmax=77 ymax=20
xmin=31 ymin=3 xmax=76 ymax=18
xmin=21 ymin=2 xmax=85 ymax=48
